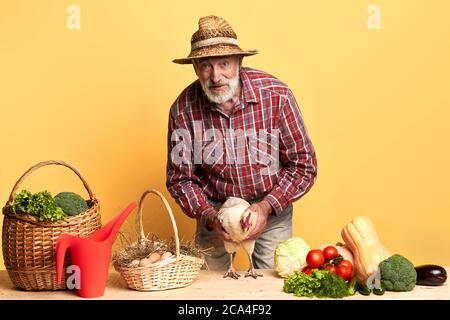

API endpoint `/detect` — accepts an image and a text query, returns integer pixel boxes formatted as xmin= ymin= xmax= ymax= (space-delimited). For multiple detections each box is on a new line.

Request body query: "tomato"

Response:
xmin=339 ymin=260 xmax=353 ymax=270
xmin=326 ymin=265 xmax=337 ymax=273
xmin=301 ymin=267 xmax=313 ymax=275
xmin=306 ymin=249 xmax=325 ymax=268
xmin=336 ymin=265 xmax=352 ymax=281
xmin=322 ymin=246 xmax=339 ymax=260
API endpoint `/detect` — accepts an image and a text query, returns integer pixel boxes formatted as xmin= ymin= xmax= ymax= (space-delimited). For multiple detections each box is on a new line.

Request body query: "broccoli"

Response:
xmin=54 ymin=192 xmax=88 ymax=216
xmin=379 ymin=254 xmax=417 ymax=291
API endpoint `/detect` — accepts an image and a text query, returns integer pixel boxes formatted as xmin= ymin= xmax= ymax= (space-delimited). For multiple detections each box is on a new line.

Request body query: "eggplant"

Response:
xmin=415 ymin=264 xmax=447 ymax=286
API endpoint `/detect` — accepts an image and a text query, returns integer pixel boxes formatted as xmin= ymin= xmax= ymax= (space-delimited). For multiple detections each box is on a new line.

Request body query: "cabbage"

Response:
xmin=274 ymin=237 xmax=310 ymax=278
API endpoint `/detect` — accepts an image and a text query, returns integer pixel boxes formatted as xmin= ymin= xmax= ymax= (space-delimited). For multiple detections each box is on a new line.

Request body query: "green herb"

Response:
xmin=283 ymin=270 xmax=322 ymax=297
xmin=284 ymin=269 xmax=352 ymax=299
xmin=314 ymin=270 xmax=349 ymax=298
xmin=10 ymin=189 xmax=66 ymax=222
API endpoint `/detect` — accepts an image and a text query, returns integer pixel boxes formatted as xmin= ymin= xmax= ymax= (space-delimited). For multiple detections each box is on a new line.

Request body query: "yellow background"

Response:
xmin=1 ymin=0 xmax=449 ymax=271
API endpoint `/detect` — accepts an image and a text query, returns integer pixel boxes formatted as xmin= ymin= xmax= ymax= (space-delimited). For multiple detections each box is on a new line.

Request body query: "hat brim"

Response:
xmin=173 ymin=49 xmax=258 ymax=65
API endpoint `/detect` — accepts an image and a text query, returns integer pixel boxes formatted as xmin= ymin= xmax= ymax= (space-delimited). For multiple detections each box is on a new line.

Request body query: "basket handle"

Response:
xmin=7 ymin=160 xmax=96 ymax=203
xmin=137 ymin=189 xmax=180 ymax=258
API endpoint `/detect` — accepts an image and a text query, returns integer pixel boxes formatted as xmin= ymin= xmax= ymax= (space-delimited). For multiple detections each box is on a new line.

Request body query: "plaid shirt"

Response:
xmin=166 ymin=67 xmax=317 ymax=225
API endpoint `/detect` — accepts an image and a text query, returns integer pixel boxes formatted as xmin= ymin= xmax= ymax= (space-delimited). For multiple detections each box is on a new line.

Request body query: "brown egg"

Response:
xmin=148 ymin=252 xmax=161 ymax=263
xmin=130 ymin=259 xmax=140 ymax=267
xmin=139 ymin=258 xmax=152 ymax=267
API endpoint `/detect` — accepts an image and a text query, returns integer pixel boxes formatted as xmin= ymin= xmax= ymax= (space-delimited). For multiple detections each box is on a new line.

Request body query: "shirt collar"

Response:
xmin=239 ymin=67 xmax=258 ymax=105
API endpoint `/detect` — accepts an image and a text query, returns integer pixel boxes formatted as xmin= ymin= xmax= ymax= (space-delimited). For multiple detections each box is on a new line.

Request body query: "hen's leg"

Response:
xmin=242 ymin=240 xmax=262 ymax=279
xmin=244 ymin=252 xmax=263 ymax=278
xmin=223 ymin=253 xmax=241 ymax=279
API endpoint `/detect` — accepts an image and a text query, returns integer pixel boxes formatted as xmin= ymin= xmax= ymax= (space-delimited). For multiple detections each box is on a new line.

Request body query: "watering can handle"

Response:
xmin=7 ymin=160 xmax=96 ymax=203
xmin=137 ymin=189 xmax=180 ymax=258
xmin=55 ymin=235 xmax=72 ymax=285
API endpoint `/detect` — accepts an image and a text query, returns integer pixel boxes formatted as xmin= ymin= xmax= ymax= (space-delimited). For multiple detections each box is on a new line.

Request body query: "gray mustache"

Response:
xmin=206 ymin=81 xmax=230 ymax=88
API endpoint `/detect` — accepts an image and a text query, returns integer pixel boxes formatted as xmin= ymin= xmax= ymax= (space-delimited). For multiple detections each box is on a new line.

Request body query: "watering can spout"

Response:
xmin=55 ymin=202 xmax=137 ymax=298
xmin=90 ymin=202 xmax=137 ymax=244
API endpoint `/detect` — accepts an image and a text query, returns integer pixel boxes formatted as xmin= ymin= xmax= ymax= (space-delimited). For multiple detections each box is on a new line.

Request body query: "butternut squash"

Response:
xmin=341 ymin=216 xmax=391 ymax=283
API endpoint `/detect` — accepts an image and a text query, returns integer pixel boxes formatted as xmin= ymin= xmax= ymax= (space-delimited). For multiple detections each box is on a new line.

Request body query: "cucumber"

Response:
xmin=372 ymin=283 xmax=386 ymax=295
xmin=347 ymin=277 xmax=358 ymax=296
xmin=356 ymin=283 xmax=371 ymax=296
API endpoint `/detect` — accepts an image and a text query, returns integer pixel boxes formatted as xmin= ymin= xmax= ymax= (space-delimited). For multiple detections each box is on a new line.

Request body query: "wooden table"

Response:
xmin=0 ymin=268 xmax=448 ymax=300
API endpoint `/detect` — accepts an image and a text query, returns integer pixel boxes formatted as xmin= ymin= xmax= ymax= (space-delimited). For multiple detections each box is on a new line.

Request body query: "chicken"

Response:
xmin=217 ymin=197 xmax=263 ymax=279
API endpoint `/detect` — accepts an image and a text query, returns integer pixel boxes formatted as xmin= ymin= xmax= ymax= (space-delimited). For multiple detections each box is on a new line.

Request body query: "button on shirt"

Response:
xmin=166 ymin=67 xmax=317 ymax=225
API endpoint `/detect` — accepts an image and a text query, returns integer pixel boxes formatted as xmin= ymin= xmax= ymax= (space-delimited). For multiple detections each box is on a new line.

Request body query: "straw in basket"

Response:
xmin=2 ymin=160 xmax=102 ymax=290
xmin=113 ymin=189 xmax=204 ymax=291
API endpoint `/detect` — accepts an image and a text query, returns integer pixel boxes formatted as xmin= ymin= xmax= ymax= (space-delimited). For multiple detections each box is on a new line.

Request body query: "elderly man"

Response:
xmin=166 ymin=15 xmax=317 ymax=271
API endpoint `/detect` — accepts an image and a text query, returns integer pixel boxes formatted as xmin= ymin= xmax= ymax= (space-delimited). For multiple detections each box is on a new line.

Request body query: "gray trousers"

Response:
xmin=195 ymin=199 xmax=293 ymax=270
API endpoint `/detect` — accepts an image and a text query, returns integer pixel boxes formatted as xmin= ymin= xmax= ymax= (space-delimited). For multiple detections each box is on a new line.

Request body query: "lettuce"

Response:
xmin=283 ymin=270 xmax=321 ymax=297
xmin=284 ymin=269 xmax=352 ymax=298
xmin=274 ymin=237 xmax=310 ymax=278
xmin=10 ymin=189 xmax=66 ymax=222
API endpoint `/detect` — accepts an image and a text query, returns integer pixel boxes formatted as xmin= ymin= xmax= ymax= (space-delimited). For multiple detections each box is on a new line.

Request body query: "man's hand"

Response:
xmin=244 ymin=200 xmax=273 ymax=240
xmin=206 ymin=213 xmax=235 ymax=242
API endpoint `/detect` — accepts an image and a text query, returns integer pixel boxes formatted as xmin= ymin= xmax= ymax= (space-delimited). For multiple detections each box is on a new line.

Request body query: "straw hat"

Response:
xmin=173 ymin=15 xmax=258 ymax=64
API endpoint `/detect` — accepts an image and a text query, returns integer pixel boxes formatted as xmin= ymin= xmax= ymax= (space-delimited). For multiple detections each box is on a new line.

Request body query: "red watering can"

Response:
xmin=56 ymin=202 xmax=137 ymax=298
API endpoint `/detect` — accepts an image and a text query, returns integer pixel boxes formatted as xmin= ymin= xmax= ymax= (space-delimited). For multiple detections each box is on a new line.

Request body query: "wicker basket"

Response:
xmin=2 ymin=160 xmax=102 ymax=291
xmin=114 ymin=189 xmax=204 ymax=291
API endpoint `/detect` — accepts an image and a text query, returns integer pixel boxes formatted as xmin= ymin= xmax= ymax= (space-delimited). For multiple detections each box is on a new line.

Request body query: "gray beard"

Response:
xmin=200 ymin=75 xmax=240 ymax=104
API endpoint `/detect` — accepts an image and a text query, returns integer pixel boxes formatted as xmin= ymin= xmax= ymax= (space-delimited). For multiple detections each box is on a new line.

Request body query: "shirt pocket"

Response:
xmin=250 ymin=134 xmax=280 ymax=178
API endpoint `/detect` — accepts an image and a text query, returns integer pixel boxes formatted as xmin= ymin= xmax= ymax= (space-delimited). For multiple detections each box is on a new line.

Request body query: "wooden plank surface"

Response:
xmin=0 ymin=268 xmax=448 ymax=300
